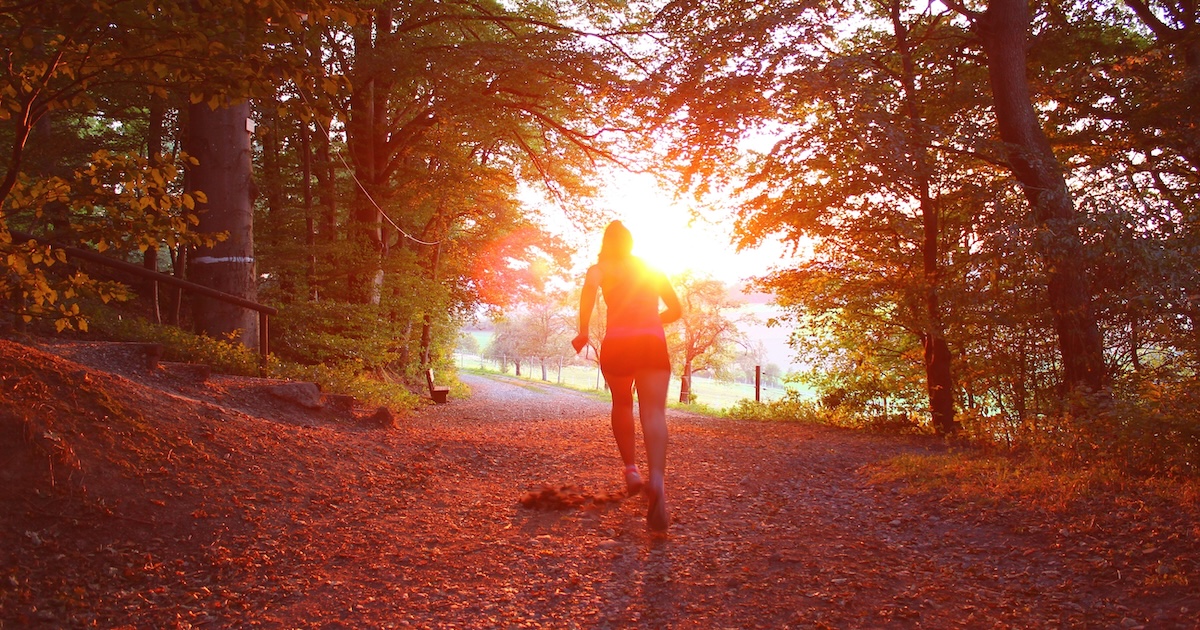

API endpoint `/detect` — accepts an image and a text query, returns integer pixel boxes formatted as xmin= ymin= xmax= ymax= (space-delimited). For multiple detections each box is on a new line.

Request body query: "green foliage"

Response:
xmin=89 ymin=308 xmax=260 ymax=376
xmin=1 ymin=151 xmax=218 ymax=331
xmin=91 ymin=305 xmax=421 ymax=410
xmin=647 ymin=0 xmax=1200 ymax=472
xmin=1034 ymin=385 xmax=1200 ymax=477
xmin=456 ymin=332 xmax=481 ymax=355
xmin=726 ymin=392 xmax=817 ymax=422
xmin=268 ymin=300 xmax=401 ymax=370
xmin=726 ymin=390 xmax=928 ymax=434
xmin=270 ymin=361 xmax=420 ymax=412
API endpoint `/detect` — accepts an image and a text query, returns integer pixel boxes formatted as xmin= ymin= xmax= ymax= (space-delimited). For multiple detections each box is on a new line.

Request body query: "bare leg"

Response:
xmin=607 ymin=374 xmax=637 ymax=468
xmin=635 ymin=368 xmax=671 ymax=530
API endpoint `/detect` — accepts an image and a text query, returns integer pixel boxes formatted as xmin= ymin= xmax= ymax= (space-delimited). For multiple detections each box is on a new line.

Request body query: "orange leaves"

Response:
xmin=519 ymin=484 xmax=626 ymax=510
xmin=1 ymin=147 xmax=221 ymax=328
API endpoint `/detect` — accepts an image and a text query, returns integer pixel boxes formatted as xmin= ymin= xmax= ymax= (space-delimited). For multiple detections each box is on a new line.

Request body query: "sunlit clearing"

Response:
xmin=601 ymin=176 xmax=724 ymax=278
xmin=582 ymin=171 xmax=793 ymax=284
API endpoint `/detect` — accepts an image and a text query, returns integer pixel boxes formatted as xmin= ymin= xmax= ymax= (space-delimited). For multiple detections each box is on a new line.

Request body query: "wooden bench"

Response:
xmin=426 ymin=369 xmax=449 ymax=404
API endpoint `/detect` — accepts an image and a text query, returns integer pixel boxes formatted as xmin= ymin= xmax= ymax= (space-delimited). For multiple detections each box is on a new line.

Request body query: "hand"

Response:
xmin=571 ymin=334 xmax=588 ymax=354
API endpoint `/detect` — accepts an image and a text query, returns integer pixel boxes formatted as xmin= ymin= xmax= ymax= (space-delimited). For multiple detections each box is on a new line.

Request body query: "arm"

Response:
xmin=572 ymin=266 xmax=601 ymax=353
xmin=658 ymin=273 xmax=682 ymax=325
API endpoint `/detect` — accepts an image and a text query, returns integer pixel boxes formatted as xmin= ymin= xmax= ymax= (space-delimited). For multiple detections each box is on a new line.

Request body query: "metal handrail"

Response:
xmin=8 ymin=229 xmax=276 ymax=357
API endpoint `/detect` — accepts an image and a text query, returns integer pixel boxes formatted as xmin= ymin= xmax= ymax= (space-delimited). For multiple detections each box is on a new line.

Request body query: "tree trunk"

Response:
xmin=679 ymin=362 xmax=692 ymax=403
xmin=419 ymin=242 xmax=441 ymax=368
xmin=300 ymin=120 xmax=318 ymax=301
xmin=186 ymin=100 xmax=258 ymax=349
xmin=346 ymin=8 xmax=394 ymax=305
xmin=143 ymin=99 xmax=166 ymax=323
xmin=893 ymin=1 xmax=959 ymax=434
xmin=261 ymin=98 xmax=294 ymax=302
xmin=977 ymin=0 xmax=1107 ymax=394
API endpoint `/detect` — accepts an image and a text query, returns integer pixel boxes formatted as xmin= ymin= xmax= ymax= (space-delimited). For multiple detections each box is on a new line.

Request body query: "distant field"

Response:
xmin=452 ymin=350 xmax=810 ymax=411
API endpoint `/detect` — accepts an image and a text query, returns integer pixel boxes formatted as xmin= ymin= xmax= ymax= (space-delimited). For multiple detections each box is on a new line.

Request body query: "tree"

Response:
xmin=0 ymin=0 xmax=340 ymax=339
xmin=488 ymin=290 xmax=574 ymax=381
xmin=186 ymin=101 xmax=258 ymax=346
xmin=668 ymin=273 xmax=749 ymax=403
xmin=646 ymin=0 xmax=1200 ymax=436
xmin=953 ymin=0 xmax=1108 ymax=394
xmin=649 ymin=0 xmax=982 ymax=432
xmin=334 ymin=0 xmax=644 ymax=304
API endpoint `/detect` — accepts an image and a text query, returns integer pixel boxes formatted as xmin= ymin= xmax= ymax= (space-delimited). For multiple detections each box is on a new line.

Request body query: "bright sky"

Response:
xmin=572 ymin=171 xmax=789 ymax=288
xmin=557 ymin=171 xmax=807 ymax=371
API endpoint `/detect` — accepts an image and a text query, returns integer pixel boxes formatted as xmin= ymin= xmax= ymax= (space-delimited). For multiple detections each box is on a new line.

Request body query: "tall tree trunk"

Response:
xmin=260 ymin=98 xmax=294 ymax=302
xmin=314 ymin=116 xmax=336 ymax=298
xmin=144 ymin=99 xmax=166 ymax=323
xmin=893 ymin=1 xmax=959 ymax=434
xmin=419 ymin=241 xmax=441 ymax=368
xmin=977 ymin=0 xmax=1107 ymax=394
xmin=346 ymin=7 xmax=394 ymax=305
xmin=307 ymin=30 xmax=337 ymax=301
xmin=186 ymin=101 xmax=259 ymax=349
xmin=679 ymin=361 xmax=692 ymax=403
xmin=301 ymin=121 xmax=318 ymax=301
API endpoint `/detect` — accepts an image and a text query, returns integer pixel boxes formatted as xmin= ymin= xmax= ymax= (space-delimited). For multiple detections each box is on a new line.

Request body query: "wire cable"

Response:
xmin=298 ymin=92 xmax=443 ymax=246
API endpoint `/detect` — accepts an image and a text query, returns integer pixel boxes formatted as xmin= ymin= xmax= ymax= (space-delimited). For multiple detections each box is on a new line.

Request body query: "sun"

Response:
xmin=598 ymin=174 xmax=708 ymax=277
xmin=589 ymin=170 xmax=788 ymax=285
xmin=625 ymin=215 xmax=701 ymax=277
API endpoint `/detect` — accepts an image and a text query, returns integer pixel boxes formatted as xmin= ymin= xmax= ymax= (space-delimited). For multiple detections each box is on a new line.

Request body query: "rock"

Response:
xmin=266 ymin=382 xmax=323 ymax=409
xmin=368 ymin=406 xmax=395 ymax=428
xmin=323 ymin=393 xmax=356 ymax=413
xmin=161 ymin=362 xmax=211 ymax=382
xmin=142 ymin=343 xmax=163 ymax=369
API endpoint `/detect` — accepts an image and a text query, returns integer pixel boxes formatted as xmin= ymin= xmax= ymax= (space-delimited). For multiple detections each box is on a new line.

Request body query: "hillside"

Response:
xmin=2 ymin=335 xmax=1199 ymax=628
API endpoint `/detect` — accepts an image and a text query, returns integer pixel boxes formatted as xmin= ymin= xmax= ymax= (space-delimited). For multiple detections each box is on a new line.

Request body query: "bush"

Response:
xmin=726 ymin=392 xmax=823 ymax=423
xmin=91 ymin=307 xmax=423 ymax=411
xmin=268 ymin=300 xmax=402 ymax=370
xmin=270 ymin=361 xmax=420 ymax=412
xmin=1030 ymin=385 xmax=1200 ymax=477
xmin=90 ymin=308 xmax=260 ymax=376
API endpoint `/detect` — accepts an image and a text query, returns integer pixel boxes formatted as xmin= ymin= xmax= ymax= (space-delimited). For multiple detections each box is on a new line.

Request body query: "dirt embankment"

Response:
xmin=2 ymin=336 xmax=1198 ymax=628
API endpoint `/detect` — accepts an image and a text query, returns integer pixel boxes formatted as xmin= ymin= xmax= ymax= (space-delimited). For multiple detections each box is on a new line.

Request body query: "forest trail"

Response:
xmin=2 ymin=339 xmax=1197 ymax=628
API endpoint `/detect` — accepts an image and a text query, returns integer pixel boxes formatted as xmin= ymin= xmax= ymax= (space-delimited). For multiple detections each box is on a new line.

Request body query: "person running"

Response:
xmin=572 ymin=221 xmax=682 ymax=532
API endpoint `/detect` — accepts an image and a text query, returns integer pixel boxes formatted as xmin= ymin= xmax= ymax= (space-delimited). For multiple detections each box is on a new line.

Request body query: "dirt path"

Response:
xmin=3 ymin=342 xmax=1198 ymax=628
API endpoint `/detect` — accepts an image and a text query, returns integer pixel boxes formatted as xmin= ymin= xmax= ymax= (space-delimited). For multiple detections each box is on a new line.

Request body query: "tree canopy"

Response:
xmin=2 ymin=0 xmax=1198 ymax=472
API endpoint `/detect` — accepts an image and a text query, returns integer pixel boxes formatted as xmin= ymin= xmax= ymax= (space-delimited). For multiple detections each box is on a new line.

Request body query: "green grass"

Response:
xmin=452 ymin=351 xmax=810 ymax=411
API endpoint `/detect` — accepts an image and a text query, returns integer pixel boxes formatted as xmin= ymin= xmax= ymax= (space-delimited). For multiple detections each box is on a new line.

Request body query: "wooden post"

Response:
xmin=755 ymin=365 xmax=762 ymax=402
xmin=258 ymin=311 xmax=269 ymax=358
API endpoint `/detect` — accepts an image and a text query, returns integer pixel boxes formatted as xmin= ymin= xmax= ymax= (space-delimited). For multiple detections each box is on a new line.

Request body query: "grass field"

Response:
xmin=452 ymin=351 xmax=807 ymax=411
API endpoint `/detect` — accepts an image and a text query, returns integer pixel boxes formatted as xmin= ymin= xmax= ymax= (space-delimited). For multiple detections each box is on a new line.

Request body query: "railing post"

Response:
xmin=259 ymin=312 xmax=269 ymax=359
xmin=755 ymin=365 xmax=762 ymax=402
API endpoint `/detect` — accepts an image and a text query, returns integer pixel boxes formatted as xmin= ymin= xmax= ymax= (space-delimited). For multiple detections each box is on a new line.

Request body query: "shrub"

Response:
xmin=90 ymin=307 xmax=422 ymax=411
xmin=726 ymin=391 xmax=823 ymax=424
xmin=1029 ymin=385 xmax=1200 ymax=477
xmin=270 ymin=361 xmax=420 ymax=412
xmin=90 ymin=308 xmax=260 ymax=376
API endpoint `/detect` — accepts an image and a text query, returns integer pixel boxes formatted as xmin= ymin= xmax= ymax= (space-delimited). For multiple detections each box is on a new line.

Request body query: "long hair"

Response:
xmin=598 ymin=220 xmax=634 ymax=263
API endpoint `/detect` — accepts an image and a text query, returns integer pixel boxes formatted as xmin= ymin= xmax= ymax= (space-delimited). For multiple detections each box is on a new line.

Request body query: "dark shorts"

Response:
xmin=600 ymin=334 xmax=670 ymax=379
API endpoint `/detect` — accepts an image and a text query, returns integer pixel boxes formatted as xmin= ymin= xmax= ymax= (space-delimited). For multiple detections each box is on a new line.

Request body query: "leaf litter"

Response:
xmin=1 ymin=337 xmax=1198 ymax=628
